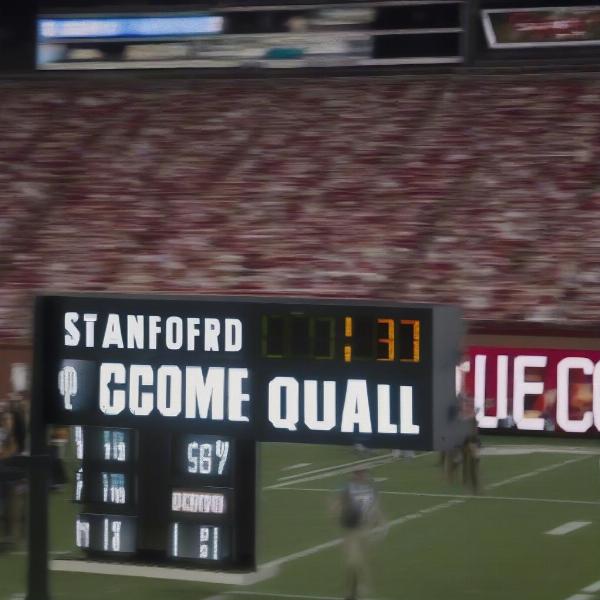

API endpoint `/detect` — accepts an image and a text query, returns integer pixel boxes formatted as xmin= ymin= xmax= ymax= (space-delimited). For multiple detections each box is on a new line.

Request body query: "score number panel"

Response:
xmin=72 ymin=426 xmax=255 ymax=569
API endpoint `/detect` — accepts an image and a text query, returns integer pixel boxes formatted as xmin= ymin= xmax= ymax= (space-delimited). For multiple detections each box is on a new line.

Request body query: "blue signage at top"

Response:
xmin=38 ymin=15 xmax=224 ymax=40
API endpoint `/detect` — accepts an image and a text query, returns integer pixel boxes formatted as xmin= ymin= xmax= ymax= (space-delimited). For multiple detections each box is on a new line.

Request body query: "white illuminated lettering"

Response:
xmin=157 ymin=365 xmax=182 ymax=417
xmin=127 ymin=315 xmax=144 ymax=349
xmin=228 ymin=368 xmax=249 ymax=422
xmin=399 ymin=385 xmax=419 ymax=434
xmin=187 ymin=318 xmax=201 ymax=351
xmin=204 ymin=318 xmax=220 ymax=351
xmin=76 ymin=519 xmax=90 ymax=548
xmin=496 ymin=355 xmax=509 ymax=422
xmin=455 ymin=359 xmax=470 ymax=396
xmin=199 ymin=443 xmax=212 ymax=474
xmin=173 ymin=523 xmax=179 ymax=557
xmin=184 ymin=367 xmax=225 ymax=420
xmin=557 ymin=357 xmax=594 ymax=433
xmin=75 ymin=426 xmax=84 ymax=460
xmin=148 ymin=315 xmax=162 ymax=350
xmin=268 ymin=377 xmax=299 ymax=431
xmin=341 ymin=380 xmax=371 ymax=433
xmin=594 ymin=362 xmax=600 ymax=432
xmin=188 ymin=442 xmax=200 ymax=473
xmin=111 ymin=520 xmax=122 ymax=551
xmin=129 ymin=365 xmax=154 ymax=416
xmin=513 ymin=355 xmax=547 ymax=431
xmin=99 ymin=363 xmax=126 ymax=416
xmin=172 ymin=492 xmax=182 ymax=511
xmin=165 ymin=317 xmax=183 ymax=350
xmin=216 ymin=440 xmax=229 ymax=474
xmin=64 ymin=312 xmax=80 ymax=347
xmin=304 ymin=380 xmax=336 ymax=431
xmin=473 ymin=355 xmax=490 ymax=427
xmin=102 ymin=314 xmax=124 ymax=349
xmin=377 ymin=384 xmax=397 ymax=434
xmin=83 ymin=313 xmax=97 ymax=348
xmin=225 ymin=319 xmax=242 ymax=352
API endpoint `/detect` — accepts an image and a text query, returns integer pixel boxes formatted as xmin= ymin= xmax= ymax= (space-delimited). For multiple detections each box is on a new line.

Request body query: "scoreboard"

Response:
xmin=69 ymin=426 xmax=254 ymax=567
xmin=30 ymin=293 xmax=463 ymax=587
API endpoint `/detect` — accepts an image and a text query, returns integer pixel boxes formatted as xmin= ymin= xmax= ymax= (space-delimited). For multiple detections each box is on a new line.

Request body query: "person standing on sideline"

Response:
xmin=335 ymin=468 xmax=386 ymax=600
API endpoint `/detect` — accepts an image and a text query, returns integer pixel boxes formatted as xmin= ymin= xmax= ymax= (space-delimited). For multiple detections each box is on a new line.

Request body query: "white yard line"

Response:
xmin=267 ymin=458 xmax=394 ymax=490
xmin=546 ymin=521 xmax=592 ymax=536
xmin=225 ymin=591 xmax=343 ymax=599
xmin=276 ymin=453 xmax=393 ymax=482
xmin=564 ymin=594 xmax=593 ymax=600
xmin=486 ymin=455 xmax=589 ymax=489
xmin=260 ymin=498 xmax=463 ymax=571
xmin=281 ymin=463 xmax=312 ymax=472
xmin=484 ymin=444 xmax=600 ymax=456
xmin=582 ymin=580 xmax=600 ymax=593
xmin=274 ymin=487 xmax=600 ymax=507
xmin=268 ymin=452 xmax=431 ymax=490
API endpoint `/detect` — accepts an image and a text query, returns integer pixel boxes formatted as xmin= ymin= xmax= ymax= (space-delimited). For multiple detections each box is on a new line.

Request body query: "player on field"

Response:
xmin=335 ymin=467 xmax=386 ymax=600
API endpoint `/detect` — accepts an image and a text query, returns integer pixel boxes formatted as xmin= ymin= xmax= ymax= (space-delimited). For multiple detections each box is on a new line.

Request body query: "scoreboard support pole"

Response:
xmin=26 ymin=455 xmax=51 ymax=600
xmin=27 ymin=298 xmax=51 ymax=600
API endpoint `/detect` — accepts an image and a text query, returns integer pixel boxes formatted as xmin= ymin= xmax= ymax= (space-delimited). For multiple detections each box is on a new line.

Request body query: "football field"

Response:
xmin=2 ymin=436 xmax=600 ymax=600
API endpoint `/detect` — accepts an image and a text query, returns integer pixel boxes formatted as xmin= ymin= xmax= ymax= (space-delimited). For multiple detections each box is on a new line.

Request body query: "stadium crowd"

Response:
xmin=0 ymin=74 xmax=599 ymax=341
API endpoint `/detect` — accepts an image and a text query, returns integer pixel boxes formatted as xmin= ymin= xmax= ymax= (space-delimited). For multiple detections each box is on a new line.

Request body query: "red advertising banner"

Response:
xmin=482 ymin=7 xmax=600 ymax=49
xmin=462 ymin=346 xmax=600 ymax=435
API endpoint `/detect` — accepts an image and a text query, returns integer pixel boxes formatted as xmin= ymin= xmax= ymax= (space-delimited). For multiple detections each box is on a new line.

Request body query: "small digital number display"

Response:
xmin=171 ymin=489 xmax=227 ymax=515
xmin=73 ymin=426 xmax=133 ymax=462
xmin=175 ymin=435 xmax=231 ymax=478
xmin=76 ymin=513 xmax=136 ymax=554
xmin=74 ymin=469 xmax=131 ymax=505
xmin=168 ymin=523 xmax=229 ymax=562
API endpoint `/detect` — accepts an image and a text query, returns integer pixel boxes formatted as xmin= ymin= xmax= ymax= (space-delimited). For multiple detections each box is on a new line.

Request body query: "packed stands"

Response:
xmin=0 ymin=74 xmax=599 ymax=341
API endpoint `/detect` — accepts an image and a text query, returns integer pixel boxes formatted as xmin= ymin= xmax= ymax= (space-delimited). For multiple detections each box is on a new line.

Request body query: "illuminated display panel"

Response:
xmin=261 ymin=314 xmax=420 ymax=362
xmin=168 ymin=523 xmax=230 ymax=562
xmin=74 ymin=426 xmax=134 ymax=462
xmin=174 ymin=434 xmax=232 ymax=479
xmin=171 ymin=489 xmax=228 ymax=515
xmin=75 ymin=513 xmax=137 ymax=554
xmin=74 ymin=469 xmax=133 ymax=505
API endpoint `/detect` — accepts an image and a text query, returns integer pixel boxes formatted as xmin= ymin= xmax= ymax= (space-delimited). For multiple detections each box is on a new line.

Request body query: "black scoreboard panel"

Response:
xmin=70 ymin=425 xmax=255 ymax=568
xmin=38 ymin=294 xmax=462 ymax=450
xmin=33 ymin=294 xmax=463 ymax=574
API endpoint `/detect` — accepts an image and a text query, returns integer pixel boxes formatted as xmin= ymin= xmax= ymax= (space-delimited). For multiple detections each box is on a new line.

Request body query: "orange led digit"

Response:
xmin=376 ymin=318 xmax=395 ymax=361
xmin=400 ymin=319 xmax=420 ymax=363
xmin=344 ymin=317 xmax=352 ymax=362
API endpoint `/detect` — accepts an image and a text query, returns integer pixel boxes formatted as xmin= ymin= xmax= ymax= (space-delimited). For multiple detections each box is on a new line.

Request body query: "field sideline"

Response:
xmin=1 ymin=436 xmax=600 ymax=600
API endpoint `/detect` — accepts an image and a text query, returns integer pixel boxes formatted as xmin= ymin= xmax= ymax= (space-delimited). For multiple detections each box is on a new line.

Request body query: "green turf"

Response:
xmin=1 ymin=437 xmax=599 ymax=600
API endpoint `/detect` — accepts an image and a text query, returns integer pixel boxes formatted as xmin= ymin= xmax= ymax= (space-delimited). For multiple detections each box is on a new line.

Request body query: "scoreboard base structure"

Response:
xmin=49 ymin=559 xmax=277 ymax=585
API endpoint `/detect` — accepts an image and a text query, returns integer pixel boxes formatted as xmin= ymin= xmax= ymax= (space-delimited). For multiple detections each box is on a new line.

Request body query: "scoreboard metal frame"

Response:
xmin=27 ymin=293 xmax=464 ymax=600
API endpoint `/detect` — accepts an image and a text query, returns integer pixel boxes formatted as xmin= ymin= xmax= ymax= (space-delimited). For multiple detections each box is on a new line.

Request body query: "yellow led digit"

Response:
xmin=376 ymin=318 xmax=395 ymax=361
xmin=344 ymin=317 xmax=352 ymax=363
xmin=400 ymin=319 xmax=420 ymax=363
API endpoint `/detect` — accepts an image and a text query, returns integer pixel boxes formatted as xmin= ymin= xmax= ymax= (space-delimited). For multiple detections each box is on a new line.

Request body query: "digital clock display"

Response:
xmin=261 ymin=314 xmax=420 ymax=362
xmin=168 ymin=523 xmax=229 ymax=562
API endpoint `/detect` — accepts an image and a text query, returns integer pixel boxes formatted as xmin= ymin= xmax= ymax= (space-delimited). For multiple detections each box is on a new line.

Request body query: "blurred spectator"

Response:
xmin=0 ymin=400 xmax=26 ymax=548
xmin=0 ymin=76 xmax=599 ymax=342
xmin=462 ymin=417 xmax=481 ymax=495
